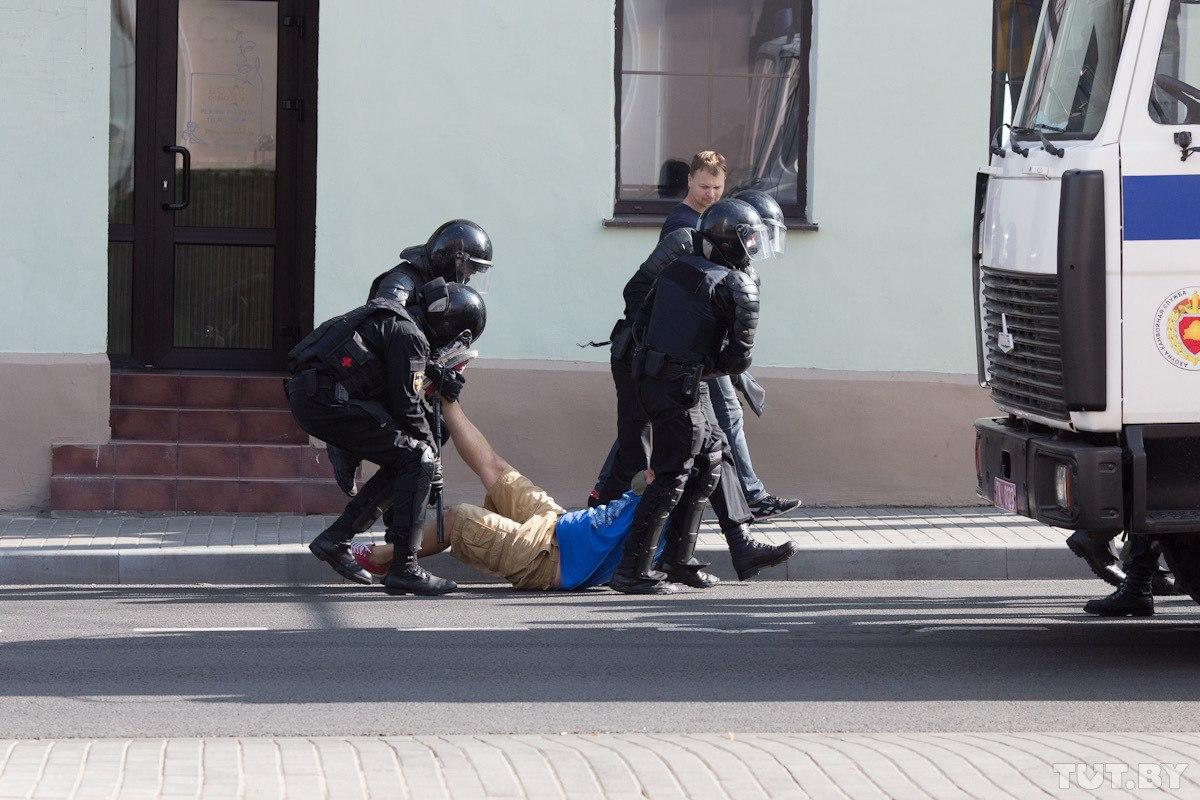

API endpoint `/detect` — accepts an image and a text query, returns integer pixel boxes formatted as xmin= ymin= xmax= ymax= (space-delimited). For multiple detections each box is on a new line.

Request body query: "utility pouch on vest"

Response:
xmin=643 ymin=349 xmax=666 ymax=378
xmin=320 ymin=331 xmax=385 ymax=400
xmin=611 ymin=325 xmax=635 ymax=361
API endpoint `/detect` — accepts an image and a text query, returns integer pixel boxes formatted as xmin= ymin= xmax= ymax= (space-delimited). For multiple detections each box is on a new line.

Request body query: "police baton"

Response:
xmin=432 ymin=397 xmax=446 ymax=546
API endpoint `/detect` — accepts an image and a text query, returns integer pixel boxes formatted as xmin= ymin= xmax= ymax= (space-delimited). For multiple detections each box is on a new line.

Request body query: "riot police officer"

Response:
xmin=326 ymin=220 xmax=493 ymax=495
xmin=285 ymin=280 xmax=486 ymax=596
xmin=595 ymin=194 xmax=796 ymax=583
xmin=610 ymin=198 xmax=771 ymax=594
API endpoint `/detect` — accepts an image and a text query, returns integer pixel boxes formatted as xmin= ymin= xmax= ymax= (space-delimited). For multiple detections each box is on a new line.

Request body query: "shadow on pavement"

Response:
xmin=1 ymin=585 xmax=1199 ymax=707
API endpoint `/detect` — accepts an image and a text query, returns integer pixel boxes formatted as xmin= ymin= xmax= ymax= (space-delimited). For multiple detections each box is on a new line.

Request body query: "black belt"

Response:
xmin=639 ymin=348 xmax=703 ymax=381
xmin=290 ymin=368 xmax=348 ymax=400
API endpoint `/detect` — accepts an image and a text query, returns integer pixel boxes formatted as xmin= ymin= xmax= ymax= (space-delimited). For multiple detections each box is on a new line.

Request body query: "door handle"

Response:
xmin=162 ymin=144 xmax=191 ymax=211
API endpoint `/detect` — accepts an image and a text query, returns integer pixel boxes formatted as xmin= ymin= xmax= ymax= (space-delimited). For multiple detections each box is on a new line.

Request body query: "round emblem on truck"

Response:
xmin=1154 ymin=287 xmax=1200 ymax=370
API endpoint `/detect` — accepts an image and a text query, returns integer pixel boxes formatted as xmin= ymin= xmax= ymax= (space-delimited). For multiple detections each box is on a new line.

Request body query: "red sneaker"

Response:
xmin=351 ymin=542 xmax=387 ymax=578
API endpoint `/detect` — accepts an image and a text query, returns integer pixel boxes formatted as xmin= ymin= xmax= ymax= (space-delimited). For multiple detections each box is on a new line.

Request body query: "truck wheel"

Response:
xmin=1157 ymin=536 xmax=1200 ymax=605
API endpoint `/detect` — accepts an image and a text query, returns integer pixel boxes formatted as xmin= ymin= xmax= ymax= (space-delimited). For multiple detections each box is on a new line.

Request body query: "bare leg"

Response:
xmin=363 ymin=508 xmax=456 ymax=571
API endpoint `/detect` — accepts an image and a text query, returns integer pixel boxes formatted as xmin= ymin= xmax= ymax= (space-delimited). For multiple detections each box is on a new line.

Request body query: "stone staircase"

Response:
xmin=50 ymin=371 xmax=346 ymax=513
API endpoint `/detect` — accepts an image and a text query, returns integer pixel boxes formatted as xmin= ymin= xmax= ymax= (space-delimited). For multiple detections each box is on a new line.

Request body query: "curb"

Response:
xmin=0 ymin=542 xmax=1089 ymax=585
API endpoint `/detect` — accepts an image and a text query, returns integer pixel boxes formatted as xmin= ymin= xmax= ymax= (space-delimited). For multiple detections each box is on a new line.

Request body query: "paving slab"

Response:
xmin=0 ymin=734 xmax=1193 ymax=799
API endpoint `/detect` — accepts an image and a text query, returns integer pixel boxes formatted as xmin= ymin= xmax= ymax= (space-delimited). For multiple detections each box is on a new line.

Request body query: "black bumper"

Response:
xmin=974 ymin=417 xmax=1124 ymax=532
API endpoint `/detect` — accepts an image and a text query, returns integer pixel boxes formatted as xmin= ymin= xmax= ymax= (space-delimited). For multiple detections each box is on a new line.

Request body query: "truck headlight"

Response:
xmin=1055 ymin=464 xmax=1073 ymax=510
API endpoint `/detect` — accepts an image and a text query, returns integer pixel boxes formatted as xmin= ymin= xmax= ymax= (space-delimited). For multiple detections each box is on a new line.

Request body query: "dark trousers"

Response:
xmin=597 ymin=356 xmax=752 ymax=531
xmin=285 ymin=373 xmax=434 ymax=548
xmin=620 ymin=375 xmax=725 ymax=568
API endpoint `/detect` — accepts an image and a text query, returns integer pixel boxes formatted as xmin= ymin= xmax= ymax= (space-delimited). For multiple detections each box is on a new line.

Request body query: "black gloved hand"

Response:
xmin=429 ymin=460 xmax=444 ymax=507
xmin=424 ymin=363 xmax=466 ymax=402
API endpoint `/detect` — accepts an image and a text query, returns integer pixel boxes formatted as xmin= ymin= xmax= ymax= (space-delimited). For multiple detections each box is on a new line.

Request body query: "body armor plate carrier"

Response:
xmin=288 ymin=298 xmax=413 ymax=401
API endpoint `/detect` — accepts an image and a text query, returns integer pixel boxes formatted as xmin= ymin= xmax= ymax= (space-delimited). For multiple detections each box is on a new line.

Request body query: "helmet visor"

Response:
xmin=457 ymin=258 xmax=492 ymax=294
xmin=737 ymin=222 xmax=773 ymax=262
xmin=766 ymin=219 xmax=787 ymax=256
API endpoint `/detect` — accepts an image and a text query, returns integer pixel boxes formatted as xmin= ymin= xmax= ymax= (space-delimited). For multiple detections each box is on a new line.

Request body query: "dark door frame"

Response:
xmin=110 ymin=0 xmax=317 ymax=372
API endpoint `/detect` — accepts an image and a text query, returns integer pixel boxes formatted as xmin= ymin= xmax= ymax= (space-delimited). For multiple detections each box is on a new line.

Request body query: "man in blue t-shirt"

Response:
xmin=352 ymin=398 xmax=670 ymax=590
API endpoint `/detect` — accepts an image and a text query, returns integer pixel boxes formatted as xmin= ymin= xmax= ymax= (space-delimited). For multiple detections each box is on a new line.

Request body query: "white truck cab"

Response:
xmin=974 ymin=0 xmax=1200 ymax=593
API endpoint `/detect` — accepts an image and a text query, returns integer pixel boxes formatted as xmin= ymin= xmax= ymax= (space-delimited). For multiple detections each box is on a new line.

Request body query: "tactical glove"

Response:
xmin=424 ymin=363 xmax=466 ymax=402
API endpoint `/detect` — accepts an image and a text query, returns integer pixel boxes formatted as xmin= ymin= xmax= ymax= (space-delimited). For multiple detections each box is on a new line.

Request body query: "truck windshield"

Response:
xmin=1014 ymin=0 xmax=1135 ymax=137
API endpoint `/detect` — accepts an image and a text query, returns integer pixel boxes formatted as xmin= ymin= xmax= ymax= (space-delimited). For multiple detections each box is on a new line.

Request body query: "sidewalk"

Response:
xmin=0 ymin=507 xmax=1087 ymax=585
xmin=0 ymin=733 xmax=1192 ymax=798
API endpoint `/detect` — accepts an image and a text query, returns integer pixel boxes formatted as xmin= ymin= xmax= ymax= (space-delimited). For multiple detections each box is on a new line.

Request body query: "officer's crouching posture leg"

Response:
xmin=658 ymin=443 xmax=722 ymax=588
xmin=309 ymin=466 xmax=396 ymax=584
xmin=1084 ymin=534 xmax=1157 ymax=617
xmin=381 ymin=440 xmax=457 ymax=596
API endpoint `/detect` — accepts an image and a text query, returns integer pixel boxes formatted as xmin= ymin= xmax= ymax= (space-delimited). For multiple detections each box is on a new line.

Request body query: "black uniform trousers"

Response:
xmin=285 ymin=371 xmax=434 ymax=549
xmin=598 ymin=354 xmax=753 ymax=532
xmin=623 ymin=373 xmax=725 ymax=566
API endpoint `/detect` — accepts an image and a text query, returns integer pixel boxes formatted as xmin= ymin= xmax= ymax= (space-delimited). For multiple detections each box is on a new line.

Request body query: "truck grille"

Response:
xmin=980 ymin=267 xmax=1067 ymax=420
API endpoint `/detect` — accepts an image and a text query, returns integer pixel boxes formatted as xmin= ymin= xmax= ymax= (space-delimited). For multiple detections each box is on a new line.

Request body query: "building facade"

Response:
xmin=0 ymin=1 xmax=1002 ymax=511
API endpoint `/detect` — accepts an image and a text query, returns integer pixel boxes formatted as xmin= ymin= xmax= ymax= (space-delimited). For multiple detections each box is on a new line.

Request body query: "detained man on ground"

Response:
xmin=351 ymin=398 xmax=697 ymax=591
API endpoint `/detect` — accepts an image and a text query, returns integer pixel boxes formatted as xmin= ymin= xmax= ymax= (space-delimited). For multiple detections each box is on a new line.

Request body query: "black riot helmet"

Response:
xmin=425 ymin=219 xmax=494 ymax=293
xmin=730 ymin=189 xmax=787 ymax=256
xmin=697 ymin=198 xmax=773 ymax=269
xmin=412 ymin=279 xmax=487 ymax=350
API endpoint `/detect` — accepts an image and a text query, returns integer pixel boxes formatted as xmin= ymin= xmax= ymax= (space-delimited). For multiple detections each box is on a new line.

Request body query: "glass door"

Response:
xmin=109 ymin=0 xmax=315 ymax=370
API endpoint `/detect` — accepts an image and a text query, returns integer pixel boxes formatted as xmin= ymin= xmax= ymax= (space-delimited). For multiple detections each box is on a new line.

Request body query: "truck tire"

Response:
xmin=1157 ymin=536 xmax=1200 ymax=605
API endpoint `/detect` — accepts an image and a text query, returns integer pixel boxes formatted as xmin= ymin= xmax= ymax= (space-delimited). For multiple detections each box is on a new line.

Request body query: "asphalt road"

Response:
xmin=2 ymin=580 xmax=1199 ymax=738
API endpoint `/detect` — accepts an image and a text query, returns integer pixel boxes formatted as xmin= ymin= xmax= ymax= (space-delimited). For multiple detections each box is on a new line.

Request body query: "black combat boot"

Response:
xmin=1084 ymin=538 xmax=1156 ymax=617
xmin=610 ymin=487 xmax=680 ymax=595
xmin=326 ymin=445 xmax=361 ymax=496
xmin=725 ymin=524 xmax=798 ymax=581
xmin=382 ymin=553 xmax=458 ymax=596
xmin=309 ymin=468 xmax=395 ymax=585
xmin=660 ymin=530 xmax=720 ymax=588
xmin=1066 ymin=530 xmax=1124 ymax=588
xmin=381 ymin=496 xmax=456 ymax=597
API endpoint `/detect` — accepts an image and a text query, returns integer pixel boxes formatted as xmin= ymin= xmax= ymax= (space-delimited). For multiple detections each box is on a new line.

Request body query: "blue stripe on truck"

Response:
xmin=1124 ymin=174 xmax=1200 ymax=240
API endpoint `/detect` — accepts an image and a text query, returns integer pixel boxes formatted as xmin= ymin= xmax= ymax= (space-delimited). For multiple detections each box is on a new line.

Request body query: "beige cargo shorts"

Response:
xmin=448 ymin=470 xmax=566 ymax=590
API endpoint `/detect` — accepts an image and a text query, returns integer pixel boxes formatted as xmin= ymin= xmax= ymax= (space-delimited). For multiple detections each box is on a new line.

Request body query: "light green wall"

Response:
xmin=316 ymin=0 xmax=990 ymax=372
xmin=0 ymin=0 xmax=110 ymax=355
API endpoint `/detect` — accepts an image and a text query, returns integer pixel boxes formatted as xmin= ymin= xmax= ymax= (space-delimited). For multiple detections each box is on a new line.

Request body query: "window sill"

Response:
xmin=603 ymin=215 xmax=819 ymax=232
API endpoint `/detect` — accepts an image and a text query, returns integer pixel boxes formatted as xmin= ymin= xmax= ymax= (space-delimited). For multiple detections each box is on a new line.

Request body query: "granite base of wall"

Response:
xmin=0 ymin=354 xmax=110 ymax=510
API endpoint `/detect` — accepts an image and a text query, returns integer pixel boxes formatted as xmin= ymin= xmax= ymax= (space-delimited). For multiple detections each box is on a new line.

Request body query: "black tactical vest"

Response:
xmin=287 ymin=298 xmax=413 ymax=399
xmin=642 ymin=254 xmax=732 ymax=367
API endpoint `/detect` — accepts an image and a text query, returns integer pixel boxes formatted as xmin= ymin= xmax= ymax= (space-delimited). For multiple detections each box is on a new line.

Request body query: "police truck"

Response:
xmin=973 ymin=0 xmax=1200 ymax=601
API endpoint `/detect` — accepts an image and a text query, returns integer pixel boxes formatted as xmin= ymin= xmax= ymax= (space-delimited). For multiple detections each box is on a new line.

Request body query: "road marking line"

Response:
xmin=656 ymin=626 xmax=787 ymax=634
xmin=396 ymin=626 xmax=529 ymax=632
xmin=914 ymin=625 xmax=1049 ymax=633
xmin=133 ymin=627 xmax=270 ymax=633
